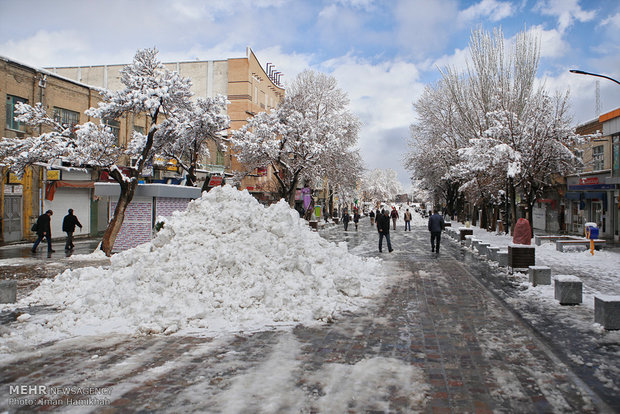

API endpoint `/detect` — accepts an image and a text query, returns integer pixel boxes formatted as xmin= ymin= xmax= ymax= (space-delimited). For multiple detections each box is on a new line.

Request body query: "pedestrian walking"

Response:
xmin=404 ymin=208 xmax=412 ymax=231
xmin=390 ymin=207 xmax=399 ymax=230
xmin=375 ymin=208 xmax=381 ymax=229
xmin=342 ymin=209 xmax=350 ymax=231
xmin=377 ymin=209 xmax=393 ymax=253
xmin=369 ymin=209 xmax=375 ymax=226
xmin=353 ymin=209 xmax=360 ymax=231
xmin=62 ymin=208 xmax=83 ymax=250
xmin=31 ymin=210 xmax=55 ymax=253
xmin=428 ymin=209 xmax=445 ymax=253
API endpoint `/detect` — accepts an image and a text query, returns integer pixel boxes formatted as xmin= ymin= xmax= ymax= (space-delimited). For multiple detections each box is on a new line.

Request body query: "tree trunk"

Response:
xmin=509 ymin=177 xmax=517 ymax=235
xmin=100 ymin=179 xmax=138 ymax=256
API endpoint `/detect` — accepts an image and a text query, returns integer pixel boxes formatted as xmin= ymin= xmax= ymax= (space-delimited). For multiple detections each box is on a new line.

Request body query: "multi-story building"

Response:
xmin=564 ymin=108 xmax=620 ymax=240
xmin=1 ymin=48 xmax=285 ymax=245
xmin=1 ymin=55 xmax=111 ymax=243
xmin=47 ymin=47 xmax=285 ymax=203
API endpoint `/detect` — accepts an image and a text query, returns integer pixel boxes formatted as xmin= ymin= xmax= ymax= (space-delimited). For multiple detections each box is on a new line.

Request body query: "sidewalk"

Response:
xmin=0 ymin=217 xmax=617 ymax=412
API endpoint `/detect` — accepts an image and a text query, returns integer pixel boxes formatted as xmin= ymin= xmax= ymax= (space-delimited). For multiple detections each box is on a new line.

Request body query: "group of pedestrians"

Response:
xmin=31 ymin=208 xmax=82 ymax=253
xmin=342 ymin=205 xmax=446 ymax=254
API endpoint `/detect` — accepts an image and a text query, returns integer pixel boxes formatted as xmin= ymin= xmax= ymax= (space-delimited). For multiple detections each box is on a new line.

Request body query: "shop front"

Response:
xmin=565 ymin=173 xmax=615 ymax=239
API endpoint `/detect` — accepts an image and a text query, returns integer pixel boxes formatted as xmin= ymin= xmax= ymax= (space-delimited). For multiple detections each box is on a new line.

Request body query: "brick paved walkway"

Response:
xmin=0 ymin=218 xmax=611 ymax=413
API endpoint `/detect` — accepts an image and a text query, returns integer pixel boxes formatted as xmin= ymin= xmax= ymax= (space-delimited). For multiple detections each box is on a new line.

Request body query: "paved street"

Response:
xmin=1 ymin=217 xmax=618 ymax=413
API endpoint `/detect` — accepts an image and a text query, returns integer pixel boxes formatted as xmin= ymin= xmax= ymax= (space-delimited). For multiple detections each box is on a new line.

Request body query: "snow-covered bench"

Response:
xmin=555 ymin=239 xmax=606 ymax=252
xmin=534 ymin=235 xmax=574 ymax=246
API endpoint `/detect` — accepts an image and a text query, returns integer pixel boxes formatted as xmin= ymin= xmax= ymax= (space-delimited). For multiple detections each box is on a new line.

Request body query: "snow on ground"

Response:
xmin=0 ymin=185 xmax=385 ymax=355
xmin=459 ymin=226 xmax=620 ymax=296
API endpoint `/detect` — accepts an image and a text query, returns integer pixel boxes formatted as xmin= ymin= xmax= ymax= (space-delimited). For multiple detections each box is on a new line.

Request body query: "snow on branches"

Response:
xmin=231 ymin=69 xmax=361 ymax=205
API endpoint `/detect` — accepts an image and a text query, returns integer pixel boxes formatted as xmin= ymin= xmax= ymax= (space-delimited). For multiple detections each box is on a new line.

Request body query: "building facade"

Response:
xmin=2 ymin=48 xmax=285 ymax=245
xmin=564 ymin=108 xmax=620 ymax=241
xmin=48 ymin=48 xmax=285 ymax=203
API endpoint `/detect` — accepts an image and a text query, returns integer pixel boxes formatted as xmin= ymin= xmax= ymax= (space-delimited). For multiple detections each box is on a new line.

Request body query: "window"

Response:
xmin=133 ymin=125 xmax=145 ymax=135
xmin=216 ymin=149 xmax=225 ymax=166
xmin=53 ymin=107 xmax=80 ymax=133
xmin=5 ymin=95 xmax=28 ymax=131
xmin=103 ymin=119 xmax=120 ymax=143
xmin=592 ymin=145 xmax=604 ymax=171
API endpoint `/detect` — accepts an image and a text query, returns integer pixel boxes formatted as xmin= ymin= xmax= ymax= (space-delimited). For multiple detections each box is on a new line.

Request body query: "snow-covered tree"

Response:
xmin=230 ymin=69 xmax=361 ymax=206
xmin=407 ymin=27 xmax=582 ymax=230
xmin=405 ymin=79 xmax=467 ymax=215
xmin=156 ymin=95 xmax=230 ymax=187
xmin=0 ymin=48 xmax=220 ymax=256
xmin=362 ymin=168 xmax=403 ymax=202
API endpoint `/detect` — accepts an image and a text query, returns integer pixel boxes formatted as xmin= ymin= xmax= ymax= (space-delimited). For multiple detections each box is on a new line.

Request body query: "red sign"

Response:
xmin=579 ymin=177 xmax=599 ymax=185
xmin=208 ymin=175 xmax=223 ymax=187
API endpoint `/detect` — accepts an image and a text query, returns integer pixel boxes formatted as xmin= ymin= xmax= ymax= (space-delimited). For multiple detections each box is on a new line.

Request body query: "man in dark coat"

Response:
xmin=377 ymin=209 xmax=393 ymax=253
xmin=428 ymin=209 xmax=445 ymax=253
xmin=342 ymin=208 xmax=350 ymax=231
xmin=32 ymin=210 xmax=54 ymax=253
xmin=62 ymin=208 xmax=83 ymax=250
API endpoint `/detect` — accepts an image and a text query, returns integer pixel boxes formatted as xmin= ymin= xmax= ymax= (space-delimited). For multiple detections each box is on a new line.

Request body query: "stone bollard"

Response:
xmin=528 ymin=266 xmax=551 ymax=286
xmin=594 ymin=296 xmax=620 ymax=330
xmin=464 ymin=235 xmax=473 ymax=247
xmin=471 ymin=239 xmax=481 ymax=250
xmin=554 ymin=275 xmax=582 ymax=305
xmin=487 ymin=246 xmax=500 ymax=261
xmin=0 ymin=280 xmax=17 ymax=303
xmin=478 ymin=243 xmax=491 ymax=256
xmin=497 ymin=250 xmax=508 ymax=267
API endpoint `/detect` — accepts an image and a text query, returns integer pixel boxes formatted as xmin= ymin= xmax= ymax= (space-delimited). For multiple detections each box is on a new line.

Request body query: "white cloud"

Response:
xmin=534 ymin=0 xmax=597 ymax=33
xmin=523 ymin=25 xmax=568 ymax=58
xmin=0 ymin=30 xmax=90 ymax=67
xmin=602 ymin=12 xmax=620 ymax=29
xmin=394 ymin=0 xmax=460 ymax=57
xmin=458 ymin=0 xmax=514 ymax=23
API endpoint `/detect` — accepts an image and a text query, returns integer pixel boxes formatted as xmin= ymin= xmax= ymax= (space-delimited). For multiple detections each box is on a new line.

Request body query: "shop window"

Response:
xmin=5 ymin=95 xmax=28 ymax=131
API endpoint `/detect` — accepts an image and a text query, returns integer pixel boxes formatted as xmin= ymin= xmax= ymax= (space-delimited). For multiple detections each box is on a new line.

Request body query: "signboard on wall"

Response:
xmin=207 ymin=175 xmax=223 ymax=187
xmin=7 ymin=173 xmax=22 ymax=184
xmin=46 ymin=170 xmax=61 ymax=181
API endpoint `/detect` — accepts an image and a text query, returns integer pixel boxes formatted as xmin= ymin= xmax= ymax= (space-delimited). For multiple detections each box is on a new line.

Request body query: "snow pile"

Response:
xmin=3 ymin=185 xmax=384 ymax=349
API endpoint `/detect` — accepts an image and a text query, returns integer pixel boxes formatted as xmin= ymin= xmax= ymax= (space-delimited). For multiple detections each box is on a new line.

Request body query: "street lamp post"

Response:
xmin=569 ymin=69 xmax=620 ymax=85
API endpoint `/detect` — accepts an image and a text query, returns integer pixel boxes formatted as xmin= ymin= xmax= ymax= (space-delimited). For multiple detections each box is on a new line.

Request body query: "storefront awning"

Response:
xmin=584 ymin=192 xmax=604 ymax=200
xmin=565 ymin=192 xmax=581 ymax=200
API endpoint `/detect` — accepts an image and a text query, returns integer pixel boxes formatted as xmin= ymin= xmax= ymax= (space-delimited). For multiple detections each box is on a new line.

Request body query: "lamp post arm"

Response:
xmin=569 ymin=69 xmax=620 ymax=85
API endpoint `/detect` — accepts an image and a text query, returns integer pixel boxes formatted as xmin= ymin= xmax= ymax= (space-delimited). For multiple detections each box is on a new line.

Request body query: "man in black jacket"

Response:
xmin=428 ymin=209 xmax=445 ymax=253
xmin=62 ymin=209 xmax=83 ymax=250
xmin=31 ymin=210 xmax=54 ymax=253
xmin=377 ymin=210 xmax=393 ymax=253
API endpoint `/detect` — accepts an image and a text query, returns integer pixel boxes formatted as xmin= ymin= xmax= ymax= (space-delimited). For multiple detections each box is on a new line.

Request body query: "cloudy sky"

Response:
xmin=1 ymin=0 xmax=619 ymax=189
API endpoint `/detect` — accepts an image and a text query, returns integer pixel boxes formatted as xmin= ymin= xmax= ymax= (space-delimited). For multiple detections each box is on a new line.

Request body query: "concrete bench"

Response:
xmin=594 ymin=295 xmax=620 ymax=330
xmin=459 ymin=228 xmax=473 ymax=241
xmin=0 ymin=280 xmax=17 ymax=303
xmin=528 ymin=266 xmax=551 ymax=286
xmin=556 ymin=239 xmax=606 ymax=252
xmin=534 ymin=235 xmax=574 ymax=246
xmin=554 ymin=275 xmax=582 ymax=305
xmin=508 ymin=245 xmax=536 ymax=270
